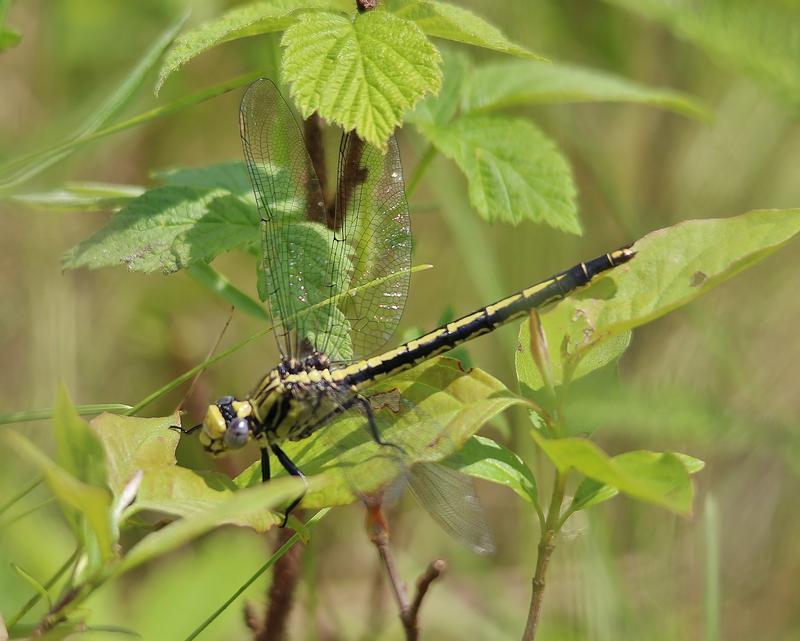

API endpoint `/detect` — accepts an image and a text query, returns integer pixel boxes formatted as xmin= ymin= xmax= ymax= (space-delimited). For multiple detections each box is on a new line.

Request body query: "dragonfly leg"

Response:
xmin=354 ymin=395 xmax=405 ymax=455
xmin=260 ymin=447 xmax=271 ymax=482
xmin=169 ymin=422 xmax=202 ymax=435
xmin=271 ymin=443 xmax=306 ymax=527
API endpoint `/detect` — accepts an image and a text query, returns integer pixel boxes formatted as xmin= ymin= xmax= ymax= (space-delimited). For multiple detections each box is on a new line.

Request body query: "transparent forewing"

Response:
xmin=321 ymin=133 xmax=412 ymax=360
xmin=240 ymin=79 xmax=347 ymax=359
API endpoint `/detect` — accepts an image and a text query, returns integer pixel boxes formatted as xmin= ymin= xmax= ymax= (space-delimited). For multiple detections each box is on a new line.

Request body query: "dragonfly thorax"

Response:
xmin=199 ymin=352 xmax=354 ymax=455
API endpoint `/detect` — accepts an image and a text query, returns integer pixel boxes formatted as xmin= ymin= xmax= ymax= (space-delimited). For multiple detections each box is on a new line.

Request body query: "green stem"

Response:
xmin=6 ymin=548 xmax=80 ymax=629
xmin=182 ymin=509 xmax=329 ymax=641
xmin=0 ymin=69 xmax=267 ymax=190
xmin=0 ymin=477 xmax=41 ymax=517
xmin=522 ymin=469 xmax=567 ymax=641
xmin=405 ymin=145 xmax=437 ymax=200
xmin=0 ymin=498 xmax=56 ymax=529
xmin=0 ymin=404 xmax=132 ymax=426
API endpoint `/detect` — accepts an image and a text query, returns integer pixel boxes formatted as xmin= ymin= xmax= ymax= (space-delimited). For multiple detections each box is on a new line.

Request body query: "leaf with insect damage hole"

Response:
xmin=281 ymin=10 xmax=441 ymax=149
xmin=515 ymin=208 xmax=800 ymax=392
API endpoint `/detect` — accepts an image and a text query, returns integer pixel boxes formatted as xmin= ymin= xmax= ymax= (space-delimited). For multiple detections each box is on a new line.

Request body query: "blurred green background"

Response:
xmin=2 ymin=1 xmax=800 ymax=639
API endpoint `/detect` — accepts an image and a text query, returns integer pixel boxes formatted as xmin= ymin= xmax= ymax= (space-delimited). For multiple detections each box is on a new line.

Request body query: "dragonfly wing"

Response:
xmin=321 ymin=133 xmax=412 ymax=361
xmin=314 ymin=390 xmax=494 ymax=554
xmin=240 ymin=79 xmax=341 ymax=359
xmin=408 ymin=461 xmax=495 ymax=555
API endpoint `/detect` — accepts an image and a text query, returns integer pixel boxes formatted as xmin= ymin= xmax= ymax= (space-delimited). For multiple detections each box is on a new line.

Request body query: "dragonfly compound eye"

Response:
xmin=223 ymin=417 xmax=251 ymax=449
xmin=217 ymin=395 xmax=235 ymax=406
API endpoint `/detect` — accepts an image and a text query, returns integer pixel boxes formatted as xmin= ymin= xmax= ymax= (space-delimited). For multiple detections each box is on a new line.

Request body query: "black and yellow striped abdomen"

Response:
xmin=336 ymin=247 xmax=634 ymax=389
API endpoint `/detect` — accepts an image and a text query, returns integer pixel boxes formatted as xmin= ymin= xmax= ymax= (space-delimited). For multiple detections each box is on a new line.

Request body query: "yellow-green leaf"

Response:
xmin=281 ymin=10 xmax=442 ymax=149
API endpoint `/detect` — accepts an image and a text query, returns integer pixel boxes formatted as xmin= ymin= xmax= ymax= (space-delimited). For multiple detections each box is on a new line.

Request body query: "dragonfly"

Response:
xmin=186 ymin=78 xmax=634 ymax=551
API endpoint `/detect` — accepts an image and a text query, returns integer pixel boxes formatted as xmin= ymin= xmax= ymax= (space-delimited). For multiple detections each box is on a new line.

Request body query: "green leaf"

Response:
xmin=4 ymin=432 xmax=115 ymax=562
xmin=154 ymin=162 xmax=252 ymax=198
xmin=10 ymin=563 xmax=52 ymax=610
xmin=529 ymin=431 xmax=694 ymax=513
xmin=417 ymin=114 xmax=580 ymax=232
xmin=155 ymin=0 xmax=349 ymax=94
xmin=236 ymin=357 xmax=528 ymax=508
xmin=407 ymin=47 xmax=471 ymax=127
xmin=53 ymin=385 xmax=108 ymax=489
xmin=0 ymin=27 xmax=20 ymax=52
xmin=463 ymin=59 xmax=709 ymax=119
xmin=62 ymin=186 xmax=260 ymax=274
xmin=9 ymin=183 xmax=144 ymax=212
xmin=443 ymin=435 xmax=538 ymax=505
xmin=605 ymin=0 xmax=800 ymax=106
xmin=570 ymin=450 xmax=704 ymax=513
xmin=281 ymin=10 xmax=442 ymax=149
xmin=518 ymin=208 xmax=800 ymax=385
xmin=516 ymin=322 xmax=632 ymax=392
xmin=388 ymin=0 xmax=542 ymax=59
xmin=90 ymin=413 xmax=276 ymax=532
xmin=0 ymin=13 xmax=186 ymax=191
xmin=116 ymin=474 xmax=311 ymax=575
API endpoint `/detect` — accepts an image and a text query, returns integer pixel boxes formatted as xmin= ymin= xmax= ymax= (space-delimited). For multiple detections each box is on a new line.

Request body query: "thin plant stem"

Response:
xmin=182 ymin=509 xmax=329 ymax=641
xmin=366 ymin=502 xmax=444 ymax=641
xmin=405 ymin=145 xmax=436 ymax=200
xmin=0 ymin=497 xmax=56 ymax=529
xmin=0 ymin=477 xmax=42 ymax=517
xmin=522 ymin=469 xmax=567 ymax=641
xmin=6 ymin=548 xmax=79 ymax=629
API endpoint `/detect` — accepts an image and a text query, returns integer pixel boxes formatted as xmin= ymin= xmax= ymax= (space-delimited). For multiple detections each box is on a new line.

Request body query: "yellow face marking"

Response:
xmin=203 ymin=405 xmax=226 ymax=438
xmin=233 ymin=401 xmax=253 ymax=418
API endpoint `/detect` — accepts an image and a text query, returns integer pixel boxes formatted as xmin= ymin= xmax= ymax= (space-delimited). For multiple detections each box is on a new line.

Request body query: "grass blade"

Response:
xmin=187 ymin=264 xmax=268 ymax=322
xmin=0 ymin=69 xmax=268 ymax=193
xmin=182 ymin=509 xmax=329 ymax=641
xmin=0 ymin=12 xmax=189 ymax=190
xmin=0 ymin=404 xmax=133 ymax=426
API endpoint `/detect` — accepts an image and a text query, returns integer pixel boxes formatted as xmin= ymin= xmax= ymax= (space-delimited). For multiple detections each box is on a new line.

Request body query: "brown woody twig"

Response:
xmin=256 ymin=525 xmax=304 ymax=641
xmin=365 ymin=499 xmax=446 ymax=641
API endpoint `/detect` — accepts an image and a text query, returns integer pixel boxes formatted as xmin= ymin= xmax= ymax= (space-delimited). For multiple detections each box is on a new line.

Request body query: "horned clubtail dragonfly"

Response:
xmin=185 ymin=79 xmax=634 ymax=551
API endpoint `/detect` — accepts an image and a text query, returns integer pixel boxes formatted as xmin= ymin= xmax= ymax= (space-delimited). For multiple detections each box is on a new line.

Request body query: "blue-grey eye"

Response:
xmin=217 ymin=395 xmax=235 ymax=406
xmin=223 ymin=417 xmax=250 ymax=449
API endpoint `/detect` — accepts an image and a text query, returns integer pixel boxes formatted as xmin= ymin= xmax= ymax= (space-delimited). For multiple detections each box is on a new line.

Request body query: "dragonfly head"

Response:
xmin=199 ymin=395 xmax=255 ymax=454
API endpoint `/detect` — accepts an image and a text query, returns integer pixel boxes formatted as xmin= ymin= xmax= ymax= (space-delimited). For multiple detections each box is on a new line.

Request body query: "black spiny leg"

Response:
xmin=354 ymin=395 xmax=405 ymax=455
xmin=260 ymin=447 xmax=271 ymax=483
xmin=271 ymin=443 xmax=306 ymax=527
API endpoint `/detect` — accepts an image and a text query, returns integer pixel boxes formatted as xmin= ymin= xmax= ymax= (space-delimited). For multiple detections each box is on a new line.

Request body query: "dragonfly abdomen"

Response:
xmin=338 ymin=247 xmax=634 ymax=389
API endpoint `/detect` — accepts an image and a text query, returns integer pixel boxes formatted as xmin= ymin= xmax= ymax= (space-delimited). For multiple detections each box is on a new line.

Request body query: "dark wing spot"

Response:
xmin=691 ymin=271 xmax=708 ymax=287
